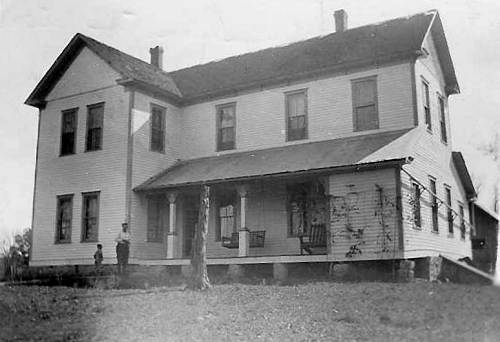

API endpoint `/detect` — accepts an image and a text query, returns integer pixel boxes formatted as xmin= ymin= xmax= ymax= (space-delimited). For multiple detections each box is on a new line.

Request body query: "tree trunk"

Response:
xmin=190 ymin=185 xmax=211 ymax=290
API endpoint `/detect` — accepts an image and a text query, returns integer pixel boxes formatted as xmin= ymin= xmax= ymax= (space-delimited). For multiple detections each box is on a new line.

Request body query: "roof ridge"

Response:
xmin=168 ymin=10 xmax=435 ymax=75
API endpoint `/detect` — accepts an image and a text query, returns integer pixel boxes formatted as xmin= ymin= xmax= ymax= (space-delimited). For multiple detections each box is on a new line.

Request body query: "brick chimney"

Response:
xmin=149 ymin=46 xmax=164 ymax=69
xmin=334 ymin=9 xmax=348 ymax=32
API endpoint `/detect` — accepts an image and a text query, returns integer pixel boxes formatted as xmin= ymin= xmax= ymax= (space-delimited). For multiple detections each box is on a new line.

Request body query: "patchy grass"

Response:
xmin=1 ymin=282 xmax=499 ymax=341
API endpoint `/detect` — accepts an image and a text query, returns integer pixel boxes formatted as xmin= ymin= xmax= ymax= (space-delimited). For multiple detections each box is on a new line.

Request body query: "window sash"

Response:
xmin=151 ymin=107 xmax=166 ymax=152
xmin=430 ymin=179 xmax=438 ymax=232
xmin=56 ymin=195 xmax=73 ymax=242
xmin=412 ymin=184 xmax=421 ymax=227
xmin=446 ymin=188 xmax=453 ymax=234
xmin=352 ymin=78 xmax=378 ymax=131
xmin=459 ymin=205 xmax=465 ymax=239
xmin=217 ymin=104 xmax=236 ymax=150
xmin=422 ymin=82 xmax=431 ymax=130
xmin=439 ymin=97 xmax=447 ymax=142
xmin=286 ymin=91 xmax=307 ymax=141
xmin=60 ymin=110 xmax=77 ymax=156
xmin=82 ymin=193 xmax=99 ymax=242
xmin=86 ymin=104 xmax=103 ymax=151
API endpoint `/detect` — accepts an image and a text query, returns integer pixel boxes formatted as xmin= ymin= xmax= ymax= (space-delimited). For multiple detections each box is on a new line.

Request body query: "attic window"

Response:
xmin=422 ymin=80 xmax=431 ymax=131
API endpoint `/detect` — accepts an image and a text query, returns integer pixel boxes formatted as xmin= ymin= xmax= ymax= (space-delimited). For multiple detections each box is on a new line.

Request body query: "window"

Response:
xmin=445 ymin=187 xmax=453 ymax=234
xmin=86 ymin=103 xmax=104 ymax=151
xmin=439 ymin=96 xmax=447 ymax=143
xmin=150 ymin=105 xmax=166 ymax=152
xmin=216 ymin=192 xmax=236 ymax=241
xmin=147 ymin=195 xmax=164 ymax=242
xmin=216 ymin=103 xmax=236 ymax=151
xmin=429 ymin=178 xmax=438 ymax=232
xmin=60 ymin=109 xmax=77 ymax=156
xmin=81 ymin=192 xmax=99 ymax=242
xmin=286 ymin=90 xmax=308 ymax=141
xmin=56 ymin=194 xmax=73 ymax=243
xmin=422 ymin=81 xmax=431 ymax=130
xmin=412 ymin=183 xmax=421 ymax=228
xmin=459 ymin=204 xmax=465 ymax=239
xmin=352 ymin=77 xmax=378 ymax=131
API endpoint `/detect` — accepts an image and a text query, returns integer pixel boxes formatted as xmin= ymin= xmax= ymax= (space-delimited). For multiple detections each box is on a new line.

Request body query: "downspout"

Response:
xmin=125 ymin=88 xmax=135 ymax=227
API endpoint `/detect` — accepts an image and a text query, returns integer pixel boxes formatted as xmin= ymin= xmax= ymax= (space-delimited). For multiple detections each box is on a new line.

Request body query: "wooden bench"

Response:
xmin=222 ymin=230 xmax=266 ymax=249
xmin=299 ymin=224 xmax=327 ymax=255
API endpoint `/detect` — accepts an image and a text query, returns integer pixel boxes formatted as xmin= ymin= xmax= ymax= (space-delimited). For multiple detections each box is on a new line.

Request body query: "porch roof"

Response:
xmin=135 ymin=128 xmax=415 ymax=191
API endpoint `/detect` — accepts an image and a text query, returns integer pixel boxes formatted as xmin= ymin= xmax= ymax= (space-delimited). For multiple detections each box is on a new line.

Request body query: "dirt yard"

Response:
xmin=1 ymin=281 xmax=499 ymax=341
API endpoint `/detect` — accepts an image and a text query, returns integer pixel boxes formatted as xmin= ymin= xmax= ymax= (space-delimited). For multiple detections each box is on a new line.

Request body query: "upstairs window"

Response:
xmin=439 ymin=96 xmax=448 ymax=143
xmin=60 ymin=108 xmax=77 ymax=156
xmin=81 ymin=192 xmax=99 ymax=242
xmin=286 ymin=90 xmax=308 ymax=141
xmin=429 ymin=177 xmax=438 ymax=232
xmin=422 ymin=81 xmax=431 ymax=130
xmin=147 ymin=195 xmax=164 ymax=242
xmin=412 ymin=183 xmax=421 ymax=228
xmin=86 ymin=103 xmax=104 ymax=151
xmin=459 ymin=204 xmax=465 ymax=239
xmin=216 ymin=103 xmax=236 ymax=151
xmin=150 ymin=105 xmax=166 ymax=152
xmin=56 ymin=194 xmax=73 ymax=243
xmin=445 ymin=186 xmax=453 ymax=234
xmin=352 ymin=77 xmax=378 ymax=131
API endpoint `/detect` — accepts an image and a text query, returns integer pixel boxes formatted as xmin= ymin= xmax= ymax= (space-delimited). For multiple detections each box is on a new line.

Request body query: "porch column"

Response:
xmin=237 ymin=186 xmax=249 ymax=257
xmin=167 ymin=192 xmax=178 ymax=259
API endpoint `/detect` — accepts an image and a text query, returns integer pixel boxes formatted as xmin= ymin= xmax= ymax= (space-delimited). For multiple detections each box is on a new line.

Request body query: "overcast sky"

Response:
xmin=0 ymin=0 xmax=499 ymax=239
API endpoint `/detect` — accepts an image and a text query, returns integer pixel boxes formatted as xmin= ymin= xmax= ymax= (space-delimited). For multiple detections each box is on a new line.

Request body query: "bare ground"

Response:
xmin=1 ymin=281 xmax=499 ymax=341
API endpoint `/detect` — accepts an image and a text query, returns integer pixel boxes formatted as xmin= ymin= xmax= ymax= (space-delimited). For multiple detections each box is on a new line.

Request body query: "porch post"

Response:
xmin=237 ymin=186 xmax=249 ymax=257
xmin=167 ymin=192 xmax=178 ymax=259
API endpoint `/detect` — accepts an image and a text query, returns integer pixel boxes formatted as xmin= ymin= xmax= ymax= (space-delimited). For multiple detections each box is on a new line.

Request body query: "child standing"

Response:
xmin=94 ymin=244 xmax=103 ymax=275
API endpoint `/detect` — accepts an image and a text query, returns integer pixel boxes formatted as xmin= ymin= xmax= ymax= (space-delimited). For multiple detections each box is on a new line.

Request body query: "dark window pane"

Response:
xmin=56 ymin=196 xmax=73 ymax=242
xmin=151 ymin=107 xmax=165 ymax=152
xmin=147 ymin=196 xmax=163 ymax=242
xmin=287 ymin=92 xmax=307 ymax=141
xmin=217 ymin=104 xmax=236 ymax=150
xmin=422 ymin=82 xmax=431 ymax=130
xmin=60 ymin=110 xmax=76 ymax=156
xmin=412 ymin=184 xmax=421 ymax=227
xmin=439 ymin=97 xmax=447 ymax=143
xmin=353 ymin=79 xmax=378 ymax=131
xmin=86 ymin=104 xmax=103 ymax=151
xmin=430 ymin=179 xmax=438 ymax=232
xmin=82 ymin=193 xmax=99 ymax=242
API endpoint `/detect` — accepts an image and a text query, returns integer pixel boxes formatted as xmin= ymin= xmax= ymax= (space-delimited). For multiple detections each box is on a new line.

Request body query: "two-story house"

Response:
xmin=25 ymin=9 xmax=477 ymax=278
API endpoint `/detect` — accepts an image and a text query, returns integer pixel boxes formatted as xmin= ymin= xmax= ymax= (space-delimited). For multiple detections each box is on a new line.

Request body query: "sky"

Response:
xmin=0 ymin=0 xmax=499 ymax=240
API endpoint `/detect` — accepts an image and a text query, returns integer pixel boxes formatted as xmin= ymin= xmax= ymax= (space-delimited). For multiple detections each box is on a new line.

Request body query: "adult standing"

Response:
xmin=115 ymin=222 xmax=130 ymax=274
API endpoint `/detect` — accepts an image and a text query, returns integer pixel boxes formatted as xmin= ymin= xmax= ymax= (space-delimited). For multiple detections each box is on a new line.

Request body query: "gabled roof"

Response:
xmin=25 ymin=33 xmax=182 ymax=107
xmin=135 ymin=129 xmax=413 ymax=191
xmin=26 ymin=10 xmax=459 ymax=108
xmin=452 ymin=151 xmax=476 ymax=200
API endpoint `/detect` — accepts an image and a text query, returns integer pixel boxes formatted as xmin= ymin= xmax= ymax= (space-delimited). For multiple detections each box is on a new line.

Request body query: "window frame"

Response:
xmin=458 ymin=203 xmax=466 ymax=240
xmin=150 ymin=104 xmax=166 ymax=153
xmin=422 ymin=79 xmax=432 ymax=131
xmin=438 ymin=94 xmax=448 ymax=144
xmin=429 ymin=177 xmax=438 ymax=233
xmin=147 ymin=194 xmax=164 ymax=242
xmin=59 ymin=108 xmax=78 ymax=156
xmin=285 ymin=89 xmax=308 ymax=141
xmin=412 ymin=182 xmax=422 ymax=229
xmin=445 ymin=185 xmax=453 ymax=235
xmin=81 ymin=191 xmax=100 ymax=242
xmin=85 ymin=102 xmax=104 ymax=152
xmin=351 ymin=76 xmax=379 ymax=132
xmin=55 ymin=194 xmax=74 ymax=243
xmin=216 ymin=102 xmax=237 ymax=151
xmin=215 ymin=192 xmax=237 ymax=241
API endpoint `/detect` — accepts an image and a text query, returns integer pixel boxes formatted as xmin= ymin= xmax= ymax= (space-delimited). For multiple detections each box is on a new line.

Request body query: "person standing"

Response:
xmin=94 ymin=244 xmax=103 ymax=276
xmin=115 ymin=222 xmax=130 ymax=274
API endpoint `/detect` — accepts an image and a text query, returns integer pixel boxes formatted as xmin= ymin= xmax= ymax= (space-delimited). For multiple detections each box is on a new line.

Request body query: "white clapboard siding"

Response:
xmin=32 ymin=47 xmax=129 ymax=265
